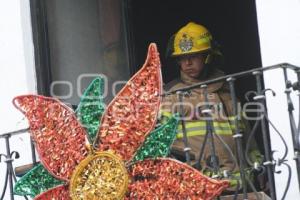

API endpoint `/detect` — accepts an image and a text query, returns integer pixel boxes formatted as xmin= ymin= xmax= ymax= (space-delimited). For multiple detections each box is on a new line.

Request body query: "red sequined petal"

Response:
xmin=13 ymin=95 xmax=88 ymax=181
xmin=127 ymin=158 xmax=230 ymax=200
xmin=34 ymin=185 xmax=70 ymax=200
xmin=97 ymin=43 xmax=162 ymax=161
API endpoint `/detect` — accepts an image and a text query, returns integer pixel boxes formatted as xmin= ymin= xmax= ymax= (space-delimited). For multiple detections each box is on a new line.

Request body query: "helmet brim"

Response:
xmin=171 ymin=48 xmax=211 ymax=57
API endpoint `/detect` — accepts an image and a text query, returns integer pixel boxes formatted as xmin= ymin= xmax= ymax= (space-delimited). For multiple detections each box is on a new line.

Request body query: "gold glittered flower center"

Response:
xmin=70 ymin=151 xmax=128 ymax=200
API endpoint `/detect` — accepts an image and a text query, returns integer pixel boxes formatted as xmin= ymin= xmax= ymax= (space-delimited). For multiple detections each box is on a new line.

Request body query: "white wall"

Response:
xmin=256 ymin=0 xmax=300 ymax=199
xmin=0 ymin=0 xmax=36 ymax=199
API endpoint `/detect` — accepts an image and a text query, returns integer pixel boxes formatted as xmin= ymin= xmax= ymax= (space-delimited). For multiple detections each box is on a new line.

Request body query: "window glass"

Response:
xmin=46 ymin=0 xmax=129 ymax=105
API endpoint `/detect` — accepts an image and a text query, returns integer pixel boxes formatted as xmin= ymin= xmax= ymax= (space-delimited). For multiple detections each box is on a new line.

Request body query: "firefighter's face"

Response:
xmin=178 ymin=53 xmax=205 ymax=78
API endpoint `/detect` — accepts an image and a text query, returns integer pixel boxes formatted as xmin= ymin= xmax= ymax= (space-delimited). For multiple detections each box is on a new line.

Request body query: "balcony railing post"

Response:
xmin=226 ymin=77 xmax=248 ymax=199
xmin=295 ymin=70 xmax=300 ymax=183
xmin=5 ymin=135 xmax=14 ymax=200
xmin=201 ymin=84 xmax=220 ymax=175
xmin=253 ymin=71 xmax=277 ymax=200
xmin=177 ymin=91 xmax=191 ymax=165
xmin=30 ymin=138 xmax=37 ymax=165
xmin=283 ymin=67 xmax=300 ymax=189
xmin=0 ymin=128 xmax=29 ymax=200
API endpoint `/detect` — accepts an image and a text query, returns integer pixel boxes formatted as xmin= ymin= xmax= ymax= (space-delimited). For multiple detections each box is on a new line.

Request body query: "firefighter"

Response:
xmin=161 ymin=22 xmax=262 ymax=186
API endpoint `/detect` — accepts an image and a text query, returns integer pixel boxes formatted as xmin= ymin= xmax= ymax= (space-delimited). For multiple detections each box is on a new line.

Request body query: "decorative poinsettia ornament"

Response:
xmin=14 ymin=77 xmax=105 ymax=197
xmin=13 ymin=43 xmax=229 ymax=200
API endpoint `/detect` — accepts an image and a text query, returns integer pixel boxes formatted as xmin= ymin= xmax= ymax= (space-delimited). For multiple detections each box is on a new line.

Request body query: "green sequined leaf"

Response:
xmin=75 ymin=77 xmax=105 ymax=144
xmin=133 ymin=114 xmax=179 ymax=162
xmin=14 ymin=164 xmax=63 ymax=197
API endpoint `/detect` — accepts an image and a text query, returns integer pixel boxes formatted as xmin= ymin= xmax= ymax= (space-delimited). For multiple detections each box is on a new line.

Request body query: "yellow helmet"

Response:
xmin=172 ymin=22 xmax=213 ymax=56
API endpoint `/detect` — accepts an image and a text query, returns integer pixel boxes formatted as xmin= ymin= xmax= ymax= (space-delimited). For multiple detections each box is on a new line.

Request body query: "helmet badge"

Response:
xmin=179 ymin=34 xmax=193 ymax=52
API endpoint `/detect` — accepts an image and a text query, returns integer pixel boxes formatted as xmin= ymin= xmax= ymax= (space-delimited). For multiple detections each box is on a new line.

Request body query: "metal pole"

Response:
xmin=227 ymin=77 xmax=248 ymax=199
xmin=4 ymin=135 xmax=14 ymax=200
xmin=30 ymin=138 xmax=37 ymax=165
xmin=0 ymin=128 xmax=30 ymax=200
xmin=177 ymin=91 xmax=191 ymax=165
xmin=295 ymin=71 xmax=300 ymax=183
xmin=196 ymin=128 xmax=209 ymax=170
xmin=253 ymin=71 xmax=277 ymax=200
xmin=201 ymin=84 xmax=219 ymax=174
xmin=283 ymin=68 xmax=300 ymax=188
xmin=163 ymin=63 xmax=298 ymax=97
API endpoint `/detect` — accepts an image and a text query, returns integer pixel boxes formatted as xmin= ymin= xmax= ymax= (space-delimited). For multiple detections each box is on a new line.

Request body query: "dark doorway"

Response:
xmin=128 ymin=0 xmax=265 ymax=155
xmin=129 ymin=0 xmax=262 ymax=98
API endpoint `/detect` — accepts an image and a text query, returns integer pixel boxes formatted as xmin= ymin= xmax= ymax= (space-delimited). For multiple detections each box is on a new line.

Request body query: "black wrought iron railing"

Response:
xmin=164 ymin=62 xmax=300 ymax=200
xmin=0 ymin=128 xmax=33 ymax=200
xmin=1 ymin=63 xmax=300 ymax=200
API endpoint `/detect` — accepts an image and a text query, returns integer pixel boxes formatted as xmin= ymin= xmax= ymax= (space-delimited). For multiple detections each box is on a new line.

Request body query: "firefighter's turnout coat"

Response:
xmin=161 ymin=69 xmax=259 ymax=175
